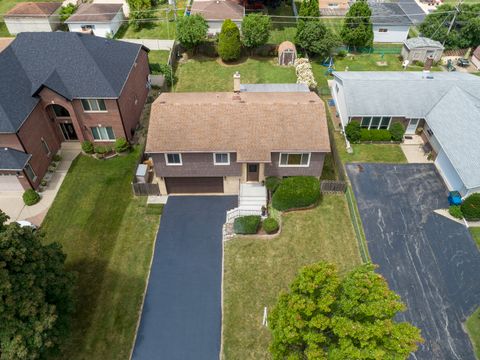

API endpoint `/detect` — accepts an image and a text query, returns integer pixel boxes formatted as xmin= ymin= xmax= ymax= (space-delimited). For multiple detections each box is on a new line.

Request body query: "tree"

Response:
xmin=176 ymin=14 xmax=208 ymax=52
xmin=295 ymin=20 xmax=341 ymax=57
xmin=127 ymin=0 xmax=152 ymax=31
xmin=59 ymin=4 xmax=77 ymax=22
xmin=298 ymin=0 xmax=320 ymax=19
xmin=269 ymin=262 xmax=423 ymax=359
xmin=0 ymin=224 xmax=75 ymax=359
xmin=218 ymin=19 xmax=242 ymax=62
xmin=0 ymin=210 xmax=9 ymax=232
xmin=340 ymin=0 xmax=373 ymax=49
xmin=241 ymin=14 xmax=271 ymax=50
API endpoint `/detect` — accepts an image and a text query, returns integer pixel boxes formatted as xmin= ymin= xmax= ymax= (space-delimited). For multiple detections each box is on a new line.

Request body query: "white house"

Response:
xmin=332 ymin=71 xmax=480 ymax=196
xmin=369 ymin=3 xmax=412 ymax=43
xmin=66 ymin=3 xmax=124 ymax=38
xmin=190 ymin=0 xmax=244 ymax=34
xmin=4 ymin=2 xmax=62 ymax=35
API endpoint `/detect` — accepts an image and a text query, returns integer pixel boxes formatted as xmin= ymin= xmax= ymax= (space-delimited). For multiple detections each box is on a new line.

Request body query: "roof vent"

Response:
xmin=309 ymin=100 xmax=315 ymax=103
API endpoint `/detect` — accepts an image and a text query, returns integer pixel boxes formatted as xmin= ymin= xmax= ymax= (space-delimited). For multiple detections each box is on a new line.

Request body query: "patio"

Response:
xmin=400 ymin=134 xmax=433 ymax=163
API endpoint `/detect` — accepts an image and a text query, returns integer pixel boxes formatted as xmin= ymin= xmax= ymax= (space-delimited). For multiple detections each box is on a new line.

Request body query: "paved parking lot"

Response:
xmin=132 ymin=196 xmax=237 ymax=360
xmin=347 ymin=163 xmax=480 ymax=360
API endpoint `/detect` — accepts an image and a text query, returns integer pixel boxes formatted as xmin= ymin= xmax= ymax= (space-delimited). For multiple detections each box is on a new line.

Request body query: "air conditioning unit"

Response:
xmin=136 ymin=164 xmax=148 ymax=183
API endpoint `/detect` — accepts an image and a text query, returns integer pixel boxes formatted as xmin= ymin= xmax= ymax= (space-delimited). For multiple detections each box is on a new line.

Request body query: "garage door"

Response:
xmin=165 ymin=177 xmax=224 ymax=194
xmin=0 ymin=175 xmax=23 ymax=191
xmin=435 ymin=150 xmax=464 ymax=192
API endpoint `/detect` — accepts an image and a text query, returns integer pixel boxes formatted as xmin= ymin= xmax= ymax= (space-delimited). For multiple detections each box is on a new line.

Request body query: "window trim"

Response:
xmin=24 ymin=163 xmax=37 ymax=182
xmin=359 ymin=116 xmax=392 ymax=130
xmin=378 ymin=28 xmax=389 ymax=33
xmin=81 ymin=99 xmax=107 ymax=113
xmin=41 ymin=138 xmax=51 ymax=156
xmin=213 ymin=153 xmax=230 ymax=166
xmin=278 ymin=153 xmax=311 ymax=167
xmin=91 ymin=126 xmax=115 ymax=142
xmin=164 ymin=153 xmax=183 ymax=166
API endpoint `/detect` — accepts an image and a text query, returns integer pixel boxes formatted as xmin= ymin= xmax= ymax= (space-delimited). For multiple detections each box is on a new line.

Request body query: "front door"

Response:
xmin=247 ymin=164 xmax=259 ymax=182
xmin=406 ymin=118 xmax=419 ymax=135
xmin=59 ymin=122 xmax=78 ymax=141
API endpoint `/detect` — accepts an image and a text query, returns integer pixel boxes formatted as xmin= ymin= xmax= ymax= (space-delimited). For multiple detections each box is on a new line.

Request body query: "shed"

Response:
xmin=472 ymin=46 xmax=480 ymax=70
xmin=65 ymin=3 xmax=125 ymax=38
xmin=4 ymin=2 xmax=62 ymax=35
xmin=278 ymin=41 xmax=296 ymax=66
xmin=401 ymin=37 xmax=444 ymax=63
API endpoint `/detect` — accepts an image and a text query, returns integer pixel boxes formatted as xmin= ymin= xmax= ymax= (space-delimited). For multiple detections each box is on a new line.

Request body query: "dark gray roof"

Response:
xmin=240 ymin=83 xmax=310 ymax=92
xmin=0 ymin=148 xmax=31 ymax=170
xmin=0 ymin=32 xmax=145 ymax=133
xmin=369 ymin=2 xmax=413 ymax=26
xmin=394 ymin=0 xmax=426 ymax=25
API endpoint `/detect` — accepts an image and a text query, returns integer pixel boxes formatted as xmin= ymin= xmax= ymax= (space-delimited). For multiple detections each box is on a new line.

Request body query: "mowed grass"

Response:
xmin=467 ymin=307 xmax=480 ymax=359
xmin=469 ymin=228 xmax=480 ymax=248
xmin=223 ymin=195 xmax=362 ymax=359
xmin=174 ymin=56 xmax=296 ymax=92
xmin=42 ymin=149 xmax=160 ymax=360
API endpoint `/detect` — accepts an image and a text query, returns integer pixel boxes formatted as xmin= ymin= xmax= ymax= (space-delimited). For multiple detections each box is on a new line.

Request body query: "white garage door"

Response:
xmin=0 ymin=175 xmax=23 ymax=192
xmin=435 ymin=150 xmax=464 ymax=192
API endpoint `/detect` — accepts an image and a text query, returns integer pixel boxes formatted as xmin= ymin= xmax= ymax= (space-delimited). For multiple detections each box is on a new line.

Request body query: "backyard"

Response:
xmin=41 ymin=149 xmax=160 ymax=360
xmin=471 ymin=228 xmax=480 ymax=248
xmin=467 ymin=307 xmax=480 ymax=359
xmin=222 ymin=195 xmax=363 ymax=359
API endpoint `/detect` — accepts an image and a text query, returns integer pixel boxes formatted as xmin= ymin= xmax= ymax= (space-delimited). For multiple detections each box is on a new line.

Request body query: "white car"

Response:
xmin=16 ymin=220 xmax=37 ymax=230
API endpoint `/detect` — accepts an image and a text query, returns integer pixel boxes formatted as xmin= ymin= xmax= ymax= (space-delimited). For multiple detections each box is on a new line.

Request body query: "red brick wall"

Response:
xmin=0 ymin=134 xmax=23 ymax=151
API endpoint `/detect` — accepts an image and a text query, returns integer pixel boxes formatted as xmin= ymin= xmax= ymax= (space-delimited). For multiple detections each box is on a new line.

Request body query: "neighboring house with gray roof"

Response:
xmin=369 ymin=2 xmax=413 ymax=43
xmin=401 ymin=37 xmax=444 ymax=63
xmin=0 ymin=32 xmax=150 ymax=191
xmin=332 ymin=71 xmax=480 ymax=196
xmin=66 ymin=3 xmax=125 ymax=38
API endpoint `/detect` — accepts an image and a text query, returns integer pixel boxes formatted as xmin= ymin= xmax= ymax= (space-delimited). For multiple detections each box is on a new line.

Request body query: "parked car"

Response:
xmin=457 ymin=58 xmax=470 ymax=67
xmin=16 ymin=220 xmax=37 ymax=231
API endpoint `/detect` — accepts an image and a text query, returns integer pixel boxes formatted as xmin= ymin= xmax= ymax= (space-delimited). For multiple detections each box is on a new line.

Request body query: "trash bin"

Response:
xmin=448 ymin=191 xmax=462 ymax=206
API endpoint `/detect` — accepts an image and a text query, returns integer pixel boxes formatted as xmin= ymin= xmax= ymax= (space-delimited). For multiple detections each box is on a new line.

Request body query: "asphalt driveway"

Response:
xmin=132 ymin=196 xmax=237 ymax=360
xmin=347 ymin=163 xmax=480 ymax=360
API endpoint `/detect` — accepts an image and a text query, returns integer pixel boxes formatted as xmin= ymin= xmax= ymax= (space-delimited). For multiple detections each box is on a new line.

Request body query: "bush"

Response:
xmin=94 ymin=146 xmax=106 ymax=155
xmin=345 ymin=121 xmax=361 ymax=142
xmin=151 ymin=63 xmax=176 ymax=86
xmin=23 ymin=189 xmax=40 ymax=206
xmin=371 ymin=129 xmax=392 ymax=142
xmin=337 ymin=49 xmax=347 ymax=58
xmin=52 ymin=154 xmax=62 ymax=162
xmin=263 ymin=217 xmax=279 ymax=234
xmin=360 ymin=128 xmax=371 ymax=141
xmin=272 ymin=176 xmax=320 ymax=211
xmin=390 ymin=122 xmax=405 ymax=142
xmin=233 ymin=215 xmax=261 ymax=234
xmin=265 ymin=177 xmax=282 ymax=193
xmin=115 ymin=137 xmax=130 ymax=153
xmin=59 ymin=3 xmax=77 ymax=22
xmin=218 ymin=19 xmax=242 ymax=62
xmin=461 ymin=193 xmax=480 ymax=221
xmin=82 ymin=140 xmax=94 ymax=154
xmin=449 ymin=205 xmax=463 ymax=219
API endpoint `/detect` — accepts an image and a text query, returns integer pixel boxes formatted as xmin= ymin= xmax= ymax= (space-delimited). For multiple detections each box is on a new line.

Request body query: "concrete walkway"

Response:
xmin=401 ymin=135 xmax=433 ymax=164
xmin=0 ymin=145 xmax=80 ymax=226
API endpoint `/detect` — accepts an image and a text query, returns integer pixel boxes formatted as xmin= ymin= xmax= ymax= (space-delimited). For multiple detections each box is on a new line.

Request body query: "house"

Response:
xmin=472 ymin=46 xmax=480 ymax=70
xmin=190 ymin=0 xmax=244 ymax=34
xmin=332 ymin=71 xmax=480 ymax=196
xmin=369 ymin=3 xmax=412 ymax=43
xmin=66 ymin=3 xmax=125 ymax=38
xmin=401 ymin=37 xmax=444 ymax=63
xmin=0 ymin=32 xmax=150 ymax=191
xmin=92 ymin=0 xmax=130 ymax=16
xmin=319 ymin=0 xmax=349 ymax=16
xmin=3 ymin=2 xmax=62 ymax=35
xmin=145 ymin=74 xmax=330 ymax=195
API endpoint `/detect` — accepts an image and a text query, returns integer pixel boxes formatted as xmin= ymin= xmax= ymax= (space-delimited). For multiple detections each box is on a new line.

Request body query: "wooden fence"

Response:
xmin=321 ymin=180 xmax=347 ymax=194
xmin=131 ymin=182 xmax=160 ymax=196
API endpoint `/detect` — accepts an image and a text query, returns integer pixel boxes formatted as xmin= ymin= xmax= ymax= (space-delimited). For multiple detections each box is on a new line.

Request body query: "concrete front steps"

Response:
xmin=225 ymin=183 xmax=267 ymax=223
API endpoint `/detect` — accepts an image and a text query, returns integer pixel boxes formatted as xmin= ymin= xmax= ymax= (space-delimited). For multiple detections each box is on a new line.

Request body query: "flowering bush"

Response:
xmin=294 ymin=58 xmax=317 ymax=90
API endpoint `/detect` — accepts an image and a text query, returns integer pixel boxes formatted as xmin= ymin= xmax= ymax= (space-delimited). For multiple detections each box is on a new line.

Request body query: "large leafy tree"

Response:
xmin=176 ymin=14 xmax=208 ymax=52
xmin=340 ymin=0 xmax=373 ymax=49
xmin=269 ymin=262 xmax=423 ymax=359
xmin=241 ymin=14 xmax=271 ymax=50
xmin=218 ymin=19 xmax=242 ymax=62
xmin=127 ymin=0 xmax=152 ymax=31
xmin=295 ymin=20 xmax=341 ymax=57
xmin=298 ymin=0 xmax=320 ymax=19
xmin=0 ymin=222 xmax=75 ymax=359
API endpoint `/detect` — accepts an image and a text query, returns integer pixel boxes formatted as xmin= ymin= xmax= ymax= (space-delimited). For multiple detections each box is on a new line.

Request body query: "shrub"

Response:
xmin=263 ymin=217 xmax=279 ymax=234
xmin=370 ymin=129 xmax=392 ymax=142
xmin=82 ymin=140 xmax=94 ymax=154
xmin=461 ymin=193 xmax=480 ymax=221
xmin=218 ymin=19 xmax=242 ymax=61
xmin=449 ymin=205 xmax=463 ymax=219
xmin=360 ymin=128 xmax=371 ymax=141
xmin=40 ymin=179 xmax=47 ymax=187
xmin=94 ymin=146 xmax=106 ymax=155
xmin=390 ymin=122 xmax=405 ymax=142
xmin=115 ymin=137 xmax=130 ymax=153
xmin=337 ymin=49 xmax=347 ymax=58
xmin=233 ymin=215 xmax=261 ymax=234
xmin=294 ymin=58 xmax=317 ymax=90
xmin=345 ymin=121 xmax=361 ymax=142
xmin=59 ymin=3 xmax=77 ymax=22
xmin=52 ymin=154 xmax=62 ymax=162
xmin=265 ymin=176 xmax=282 ymax=193
xmin=176 ymin=14 xmax=208 ymax=51
xmin=23 ymin=189 xmax=40 ymax=206
xmin=272 ymin=176 xmax=320 ymax=211
xmin=151 ymin=63 xmax=176 ymax=86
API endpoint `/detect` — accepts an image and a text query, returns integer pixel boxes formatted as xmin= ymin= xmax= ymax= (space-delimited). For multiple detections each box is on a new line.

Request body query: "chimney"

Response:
xmin=233 ymin=71 xmax=241 ymax=93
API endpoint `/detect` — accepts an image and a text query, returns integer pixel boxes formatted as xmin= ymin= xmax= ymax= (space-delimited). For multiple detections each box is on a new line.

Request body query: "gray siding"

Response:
xmin=265 ymin=152 xmax=326 ymax=177
xmin=151 ymin=152 xmax=242 ymax=177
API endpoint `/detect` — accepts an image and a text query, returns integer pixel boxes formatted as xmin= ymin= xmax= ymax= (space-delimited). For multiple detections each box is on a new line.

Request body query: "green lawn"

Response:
xmin=149 ymin=50 xmax=170 ymax=65
xmin=470 ymin=228 xmax=480 ymax=248
xmin=467 ymin=307 xmax=480 ymax=359
xmin=42 ymin=149 xmax=160 ymax=360
xmin=174 ymin=56 xmax=296 ymax=92
xmin=0 ymin=22 xmax=9 ymax=37
xmin=223 ymin=195 xmax=363 ymax=359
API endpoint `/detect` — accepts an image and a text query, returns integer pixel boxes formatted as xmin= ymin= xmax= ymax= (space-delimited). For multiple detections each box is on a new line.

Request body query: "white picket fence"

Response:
xmin=225 ymin=208 xmax=262 ymax=223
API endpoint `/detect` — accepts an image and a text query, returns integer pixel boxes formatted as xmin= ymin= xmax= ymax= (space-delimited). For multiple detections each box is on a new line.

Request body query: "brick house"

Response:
xmin=145 ymin=74 xmax=331 ymax=195
xmin=0 ymin=32 xmax=150 ymax=191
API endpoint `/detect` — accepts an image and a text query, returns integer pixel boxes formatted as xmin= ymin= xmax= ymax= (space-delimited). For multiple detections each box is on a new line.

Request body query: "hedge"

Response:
xmin=234 ymin=215 xmax=261 ymax=234
xmin=345 ymin=121 xmax=361 ymax=142
xmin=360 ymin=129 xmax=392 ymax=142
xmin=263 ymin=217 xmax=279 ymax=234
xmin=448 ymin=205 xmax=463 ymax=219
xmin=390 ymin=122 xmax=405 ymax=141
xmin=461 ymin=194 xmax=480 ymax=221
xmin=272 ymin=176 xmax=320 ymax=211
xmin=23 ymin=189 xmax=40 ymax=206
xmin=265 ymin=176 xmax=282 ymax=193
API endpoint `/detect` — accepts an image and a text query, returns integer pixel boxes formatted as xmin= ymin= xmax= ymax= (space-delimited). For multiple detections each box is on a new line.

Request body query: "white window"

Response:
xmin=41 ymin=138 xmax=51 ymax=156
xmin=213 ymin=153 xmax=230 ymax=165
xmin=91 ymin=126 xmax=115 ymax=141
xmin=279 ymin=153 xmax=311 ymax=167
xmin=24 ymin=164 xmax=37 ymax=182
xmin=81 ymin=99 xmax=107 ymax=112
xmin=360 ymin=116 xmax=391 ymax=129
xmin=165 ymin=153 xmax=182 ymax=166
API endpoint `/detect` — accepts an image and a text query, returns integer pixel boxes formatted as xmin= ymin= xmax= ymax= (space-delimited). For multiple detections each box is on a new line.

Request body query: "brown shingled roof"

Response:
xmin=146 ymin=92 xmax=330 ymax=162
xmin=5 ymin=2 xmax=62 ymax=17
xmin=0 ymin=38 xmax=14 ymax=53
xmin=190 ymin=0 xmax=244 ymax=20
xmin=473 ymin=46 xmax=480 ymax=60
xmin=66 ymin=3 xmax=123 ymax=23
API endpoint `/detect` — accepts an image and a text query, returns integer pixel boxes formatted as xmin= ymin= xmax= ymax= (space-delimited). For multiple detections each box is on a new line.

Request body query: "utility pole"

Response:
xmin=444 ymin=0 xmax=462 ymax=45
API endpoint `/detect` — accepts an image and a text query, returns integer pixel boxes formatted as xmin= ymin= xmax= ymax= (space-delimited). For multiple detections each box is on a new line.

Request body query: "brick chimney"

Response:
xmin=233 ymin=71 xmax=241 ymax=93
